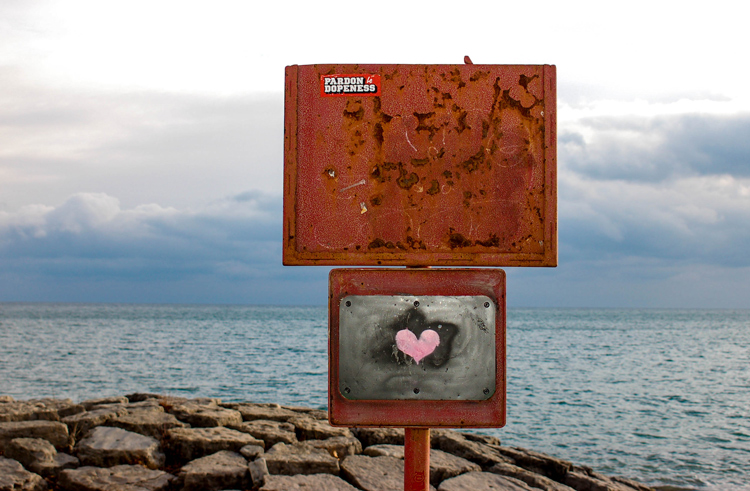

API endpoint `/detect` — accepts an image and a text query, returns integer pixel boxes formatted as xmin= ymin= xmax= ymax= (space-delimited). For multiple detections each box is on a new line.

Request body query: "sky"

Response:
xmin=1 ymin=0 xmax=749 ymax=308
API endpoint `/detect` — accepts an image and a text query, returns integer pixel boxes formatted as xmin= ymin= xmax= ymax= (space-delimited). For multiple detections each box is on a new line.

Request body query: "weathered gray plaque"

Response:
xmin=338 ymin=295 xmax=496 ymax=400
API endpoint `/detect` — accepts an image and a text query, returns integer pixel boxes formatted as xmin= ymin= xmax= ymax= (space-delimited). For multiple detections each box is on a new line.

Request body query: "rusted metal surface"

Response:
xmin=405 ymin=428 xmax=430 ymax=491
xmin=328 ymin=268 xmax=506 ymax=428
xmin=284 ymin=63 xmax=556 ymax=266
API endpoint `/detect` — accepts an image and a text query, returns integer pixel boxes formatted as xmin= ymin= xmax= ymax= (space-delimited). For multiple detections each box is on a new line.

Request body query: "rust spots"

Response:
xmin=373 ymin=123 xmax=384 ymax=146
xmin=475 ymin=234 xmax=501 ymax=247
xmin=368 ymin=238 xmax=396 ymax=249
xmin=369 ymin=194 xmax=384 ymax=207
xmin=396 ymin=163 xmax=419 ymax=189
xmin=443 ymin=170 xmax=453 ymax=179
xmin=459 ymin=148 xmax=487 ymax=173
xmin=369 ymin=236 xmax=426 ymax=250
xmin=448 ymin=231 xmax=472 ymax=249
xmin=343 ymin=100 xmax=365 ymax=121
xmin=426 ymin=180 xmax=440 ymax=195
xmin=469 ymin=71 xmax=489 ymax=82
xmin=519 ymin=74 xmax=539 ymax=90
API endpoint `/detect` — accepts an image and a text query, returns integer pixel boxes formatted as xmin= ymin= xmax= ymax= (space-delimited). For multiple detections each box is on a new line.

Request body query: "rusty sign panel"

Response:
xmin=329 ymin=268 xmax=506 ymax=428
xmin=284 ymin=63 xmax=556 ymax=267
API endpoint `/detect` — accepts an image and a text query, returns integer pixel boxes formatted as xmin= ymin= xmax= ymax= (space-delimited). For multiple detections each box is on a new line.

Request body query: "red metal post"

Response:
xmin=404 ymin=427 xmax=430 ymax=491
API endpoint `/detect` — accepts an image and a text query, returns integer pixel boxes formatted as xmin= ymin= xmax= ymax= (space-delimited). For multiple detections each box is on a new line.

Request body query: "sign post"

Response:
xmin=284 ymin=60 xmax=556 ymax=490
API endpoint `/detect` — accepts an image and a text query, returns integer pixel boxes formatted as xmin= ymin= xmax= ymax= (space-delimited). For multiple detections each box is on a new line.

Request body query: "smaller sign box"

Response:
xmin=329 ymin=268 xmax=506 ymax=428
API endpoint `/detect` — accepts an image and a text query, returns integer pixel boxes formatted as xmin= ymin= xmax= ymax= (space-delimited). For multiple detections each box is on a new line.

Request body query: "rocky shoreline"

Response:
xmin=0 ymin=394 xmax=661 ymax=491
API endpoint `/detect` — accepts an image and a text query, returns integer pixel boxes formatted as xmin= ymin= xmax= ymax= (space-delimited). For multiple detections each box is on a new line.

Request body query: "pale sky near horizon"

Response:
xmin=1 ymin=0 xmax=749 ymax=307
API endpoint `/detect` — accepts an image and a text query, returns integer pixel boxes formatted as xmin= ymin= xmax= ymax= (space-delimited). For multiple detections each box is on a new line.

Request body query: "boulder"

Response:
xmin=4 ymin=437 xmax=79 ymax=477
xmin=307 ymin=435 xmax=363 ymax=459
xmin=360 ymin=444 xmax=480 ymax=486
xmin=166 ymin=426 xmax=263 ymax=461
xmin=0 ymin=457 xmax=47 ymax=491
xmin=261 ymin=473 xmax=360 ymax=490
xmin=281 ymin=406 xmax=329 ymax=420
xmin=0 ymin=399 xmax=83 ymax=423
xmin=352 ymin=427 xmax=405 ymax=447
xmin=0 ymin=420 xmax=70 ymax=449
xmin=248 ymin=457 xmax=270 ymax=487
xmin=80 ymin=396 xmax=129 ymax=410
xmin=58 ymin=465 xmax=175 ymax=491
xmin=264 ymin=442 xmax=340 ymax=475
xmin=169 ymin=401 xmax=242 ymax=427
xmin=563 ymin=466 xmax=646 ymax=491
xmin=490 ymin=462 xmax=576 ymax=491
xmin=240 ymin=443 xmax=264 ymax=460
xmin=222 ymin=402 xmax=300 ymax=422
xmin=491 ymin=445 xmax=572 ymax=481
xmin=62 ymin=406 xmax=128 ymax=438
xmin=110 ymin=407 xmax=188 ymax=439
xmin=288 ymin=416 xmax=354 ymax=441
xmin=438 ymin=471 xmax=540 ymax=491
xmin=75 ymin=426 xmax=165 ymax=469
xmin=340 ymin=454 xmax=405 ymax=491
xmin=228 ymin=419 xmax=298 ymax=448
xmin=432 ymin=431 xmax=512 ymax=469
xmin=178 ymin=450 xmax=250 ymax=491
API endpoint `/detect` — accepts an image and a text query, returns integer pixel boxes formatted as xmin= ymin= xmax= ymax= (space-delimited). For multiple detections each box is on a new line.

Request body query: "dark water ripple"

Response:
xmin=1 ymin=304 xmax=748 ymax=490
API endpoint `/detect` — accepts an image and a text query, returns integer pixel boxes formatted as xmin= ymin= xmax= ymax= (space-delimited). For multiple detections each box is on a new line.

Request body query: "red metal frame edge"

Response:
xmin=328 ymin=268 xmax=506 ymax=428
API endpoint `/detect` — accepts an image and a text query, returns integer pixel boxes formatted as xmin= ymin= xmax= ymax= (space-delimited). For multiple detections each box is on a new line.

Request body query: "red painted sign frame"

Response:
xmin=328 ymin=268 xmax=506 ymax=428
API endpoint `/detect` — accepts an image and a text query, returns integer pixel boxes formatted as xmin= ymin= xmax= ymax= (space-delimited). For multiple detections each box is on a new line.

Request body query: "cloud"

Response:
xmin=0 ymin=69 xmax=284 ymax=211
xmin=562 ymin=112 xmax=750 ymax=181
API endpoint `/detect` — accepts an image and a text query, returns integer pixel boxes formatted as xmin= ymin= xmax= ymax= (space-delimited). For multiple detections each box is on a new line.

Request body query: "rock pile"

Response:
xmin=0 ymin=394 xmax=655 ymax=491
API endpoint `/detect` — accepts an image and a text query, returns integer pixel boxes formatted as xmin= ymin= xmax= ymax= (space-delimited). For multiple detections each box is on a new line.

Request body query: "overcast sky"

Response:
xmin=1 ymin=0 xmax=748 ymax=308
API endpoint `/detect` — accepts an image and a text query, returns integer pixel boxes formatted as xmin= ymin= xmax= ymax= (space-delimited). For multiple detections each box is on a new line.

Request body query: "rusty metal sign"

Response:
xmin=329 ymin=268 xmax=506 ymax=428
xmin=284 ymin=63 xmax=557 ymax=267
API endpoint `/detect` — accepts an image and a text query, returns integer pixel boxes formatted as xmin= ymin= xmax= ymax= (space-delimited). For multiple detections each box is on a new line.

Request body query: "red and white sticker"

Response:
xmin=321 ymin=73 xmax=381 ymax=97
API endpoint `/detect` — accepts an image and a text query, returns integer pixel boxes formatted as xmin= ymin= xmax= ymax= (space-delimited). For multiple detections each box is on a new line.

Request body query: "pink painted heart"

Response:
xmin=395 ymin=329 xmax=440 ymax=364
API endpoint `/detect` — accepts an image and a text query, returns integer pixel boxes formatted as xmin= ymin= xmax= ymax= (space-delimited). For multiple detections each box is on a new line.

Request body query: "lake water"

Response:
xmin=0 ymin=303 xmax=748 ymax=490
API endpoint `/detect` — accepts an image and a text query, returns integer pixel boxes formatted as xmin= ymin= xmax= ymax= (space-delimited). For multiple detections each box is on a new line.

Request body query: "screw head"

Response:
xmin=413 ymin=388 xmax=420 ymax=394
xmin=345 ymin=300 xmax=351 ymax=307
xmin=483 ymin=388 xmax=490 ymax=395
xmin=414 ymin=300 xmax=420 ymax=307
xmin=344 ymin=387 xmax=351 ymax=394
xmin=484 ymin=301 xmax=490 ymax=308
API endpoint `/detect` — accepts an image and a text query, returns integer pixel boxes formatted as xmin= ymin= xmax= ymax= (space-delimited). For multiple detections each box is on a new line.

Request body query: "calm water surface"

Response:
xmin=0 ymin=303 xmax=748 ymax=490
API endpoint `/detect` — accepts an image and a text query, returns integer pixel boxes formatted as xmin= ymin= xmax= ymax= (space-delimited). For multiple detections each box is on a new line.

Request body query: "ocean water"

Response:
xmin=0 ymin=303 xmax=748 ymax=490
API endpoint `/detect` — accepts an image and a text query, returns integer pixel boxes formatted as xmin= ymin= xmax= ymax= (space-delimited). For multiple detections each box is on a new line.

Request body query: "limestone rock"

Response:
xmin=264 ymin=442 xmax=340 ymax=475
xmin=491 ymin=445 xmax=572 ymax=481
xmin=288 ymin=415 xmax=353 ymax=441
xmin=3 ymin=437 xmax=78 ymax=477
xmin=239 ymin=443 xmax=264 ymax=460
xmin=340 ymin=454 xmax=405 ymax=491
xmin=110 ymin=407 xmax=188 ymax=439
xmin=563 ymin=467 xmax=645 ymax=491
xmin=62 ymin=406 xmax=128 ymax=438
xmin=438 ymin=471 xmax=540 ymax=491
xmin=4 ymin=437 xmax=57 ymax=467
xmin=352 ymin=427 xmax=405 ymax=447
xmin=0 ymin=457 xmax=47 ymax=491
xmin=260 ymin=473 xmax=360 ymax=490
xmin=307 ymin=435 xmax=363 ymax=459
xmin=490 ymin=462 xmax=576 ymax=491
xmin=75 ymin=426 xmax=165 ymax=469
xmin=178 ymin=450 xmax=250 ymax=491
xmin=0 ymin=399 xmax=83 ymax=423
xmin=462 ymin=432 xmax=502 ymax=446
xmin=169 ymin=401 xmax=242 ymax=427
xmin=360 ymin=444 xmax=480 ymax=486
xmin=432 ymin=431 xmax=512 ymax=469
xmin=166 ymin=426 xmax=263 ymax=461
xmin=0 ymin=396 xmax=13 ymax=403
xmin=282 ymin=405 xmax=329 ymax=420
xmin=222 ymin=402 xmax=300 ymax=422
xmin=80 ymin=396 xmax=129 ymax=410
xmin=58 ymin=465 xmax=175 ymax=491
xmin=0 ymin=420 xmax=70 ymax=449
xmin=229 ymin=419 xmax=298 ymax=448
xmin=248 ymin=457 xmax=270 ymax=487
